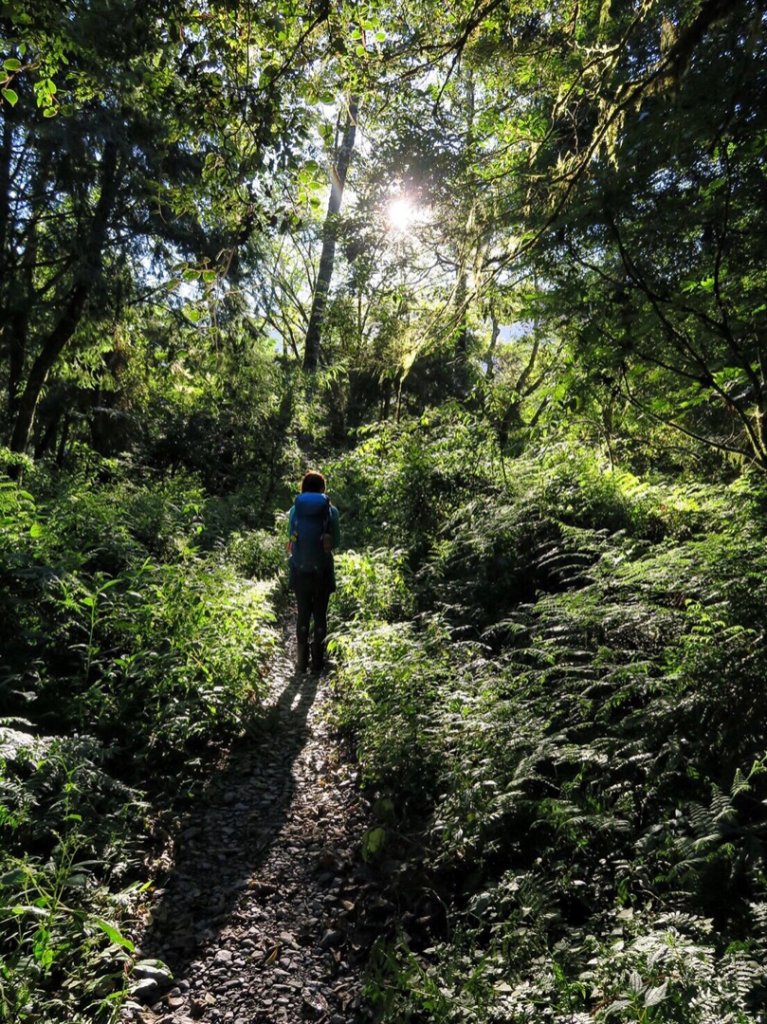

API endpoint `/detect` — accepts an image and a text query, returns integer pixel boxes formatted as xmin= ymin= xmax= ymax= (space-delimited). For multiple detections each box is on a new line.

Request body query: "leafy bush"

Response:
xmin=0 ymin=462 xmax=281 ymax=1022
xmin=330 ymin=617 xmax=456 ymax=806
xmin=40 ymin=557 xmax=278 ymax=761
xmin=325 ymin=408 xmax=498 ymax=552
xmin=328 ymin=440 xmax=767 ymax=1023
xmin=222 ymin=527 xmax=287 ymax=581
xmin=331 ymin=548 xmax=414 ymax=624
xmin=0 ymin=729 xmax=143 ymax=1023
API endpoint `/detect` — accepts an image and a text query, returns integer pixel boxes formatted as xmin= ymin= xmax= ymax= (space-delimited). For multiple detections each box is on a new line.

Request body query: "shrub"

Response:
xmin=0 ymin=461 xmax=281 ymax=1021
xmin=0 ymin=729 xmax=143 ymax=1023
xmin=327 ymin=439 xmax=767 ymax=1022
xmin=331 ymin=549 xmax=414 ymax=625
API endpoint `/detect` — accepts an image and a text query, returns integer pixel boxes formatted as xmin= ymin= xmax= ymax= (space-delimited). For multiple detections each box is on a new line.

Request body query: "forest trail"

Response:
xmin=122 ymin=631 xmax=380 ymax=1024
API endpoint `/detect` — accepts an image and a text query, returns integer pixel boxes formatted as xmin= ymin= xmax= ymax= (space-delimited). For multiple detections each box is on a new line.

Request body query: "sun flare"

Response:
xmin=387 ymin=197 xmax=417 ymax=233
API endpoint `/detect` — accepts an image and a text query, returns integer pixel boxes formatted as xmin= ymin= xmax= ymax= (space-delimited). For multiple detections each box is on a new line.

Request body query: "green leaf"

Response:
xmin=644 ymin=981 xmax=668 ymax=1007
xmin=94 ymin=917 xmax=135 ymax=952
xmin=43 ymin=107 xmax=57 ymax=118
xmin=372 ymin=797 xmax=395 ymax=821
xmin=3 ymin=59 xmax=22 ymax=71
xmin=628 ymin=970 xmax=643 ymax=993
xmin=0 ymin=868 xmax=26 ymax=887
xmin=185 ymin=308 xmax=202 ymax=323
xmin=12 ymin=905 xmax=48 ymax=917
xmin=2 ymin=88 xmax=19 ymax=106
xmin=362 ymin=826 xmax=386 ymax=861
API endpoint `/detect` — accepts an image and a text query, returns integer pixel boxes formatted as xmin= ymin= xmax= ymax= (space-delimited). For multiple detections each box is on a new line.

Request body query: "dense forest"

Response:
xmin=2 ymin=1 xmax=767 ymax=1021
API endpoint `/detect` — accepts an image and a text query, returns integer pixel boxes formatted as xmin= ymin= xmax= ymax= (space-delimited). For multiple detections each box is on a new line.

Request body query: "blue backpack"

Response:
xmin=289 ymin=492 xmax=331 ymax=575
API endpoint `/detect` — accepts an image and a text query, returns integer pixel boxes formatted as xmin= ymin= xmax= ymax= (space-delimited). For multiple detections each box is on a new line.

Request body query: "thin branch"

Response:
xmin=620 ymin=367 xmax=761 ymax=467
xmin=606 ymin=210 xmax=765 ymax=458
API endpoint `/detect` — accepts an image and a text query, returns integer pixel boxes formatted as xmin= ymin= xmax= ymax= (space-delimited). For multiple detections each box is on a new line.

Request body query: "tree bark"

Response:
xmin=302 ymin=96 xmax=358 ymax=372
xmin=5 ymin=221 xmax=38 ymax=425
xmin=2 ymin=139 xmax=55 ymax=428
xmin=9 ymin=141 xmax=119 ymax=455
xmin=484 ymin=311 xmax=500 ymax=379
xmin=0 ymin=113 xmax=25 ymax=427
xmin=0 ymin=113 xmax=11 ymax=275
xmin=452 ymin=72 xmax=476 ymax=397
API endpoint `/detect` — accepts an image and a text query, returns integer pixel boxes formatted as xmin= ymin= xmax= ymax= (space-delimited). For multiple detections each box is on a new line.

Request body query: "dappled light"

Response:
xmin=2 ymin=1 xmax=767 ymax=1022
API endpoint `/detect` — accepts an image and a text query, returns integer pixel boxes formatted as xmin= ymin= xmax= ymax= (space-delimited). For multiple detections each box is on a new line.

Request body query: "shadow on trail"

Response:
xmin=141 ymin=661 xmax=319 ymax=982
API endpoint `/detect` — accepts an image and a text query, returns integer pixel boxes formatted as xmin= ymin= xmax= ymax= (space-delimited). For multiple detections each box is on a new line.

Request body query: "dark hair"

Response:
xmin=301 ymin=470 xmax=326 ymax=493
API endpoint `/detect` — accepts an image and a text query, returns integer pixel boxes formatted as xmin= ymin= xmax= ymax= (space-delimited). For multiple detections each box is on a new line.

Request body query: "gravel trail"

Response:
xmin=123 ymin=638 xmax=381 ymax=1024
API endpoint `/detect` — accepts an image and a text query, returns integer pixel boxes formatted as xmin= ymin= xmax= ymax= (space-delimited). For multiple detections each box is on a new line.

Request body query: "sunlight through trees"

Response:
xmin=2 ymin=1 xmax=767 ymax=1021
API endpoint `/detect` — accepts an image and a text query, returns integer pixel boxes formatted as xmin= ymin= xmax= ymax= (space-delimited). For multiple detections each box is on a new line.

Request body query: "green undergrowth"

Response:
xmin=0 ymin=458 xmax=282 ymax=1022
xmin=328 ymin=425 xmax=767 ymax=1023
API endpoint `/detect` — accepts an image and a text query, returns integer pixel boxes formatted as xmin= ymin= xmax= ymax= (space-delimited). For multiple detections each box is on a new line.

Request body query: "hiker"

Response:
xmin=287 ymin=470 xmax=341 ymax=673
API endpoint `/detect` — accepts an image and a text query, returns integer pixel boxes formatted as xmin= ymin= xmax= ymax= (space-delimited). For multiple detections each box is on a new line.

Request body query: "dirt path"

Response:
xmin=122 ymin=637 xmax=381 ymax=1024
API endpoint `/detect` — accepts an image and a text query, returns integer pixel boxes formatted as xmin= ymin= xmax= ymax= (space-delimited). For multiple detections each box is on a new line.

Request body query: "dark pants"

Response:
xmin=294 ymin=571 xmax=332 ymax=648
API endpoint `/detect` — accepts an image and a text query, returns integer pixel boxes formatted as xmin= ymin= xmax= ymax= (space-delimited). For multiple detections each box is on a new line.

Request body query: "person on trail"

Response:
xmin=287 ymin=470 xmax=341 ymax=673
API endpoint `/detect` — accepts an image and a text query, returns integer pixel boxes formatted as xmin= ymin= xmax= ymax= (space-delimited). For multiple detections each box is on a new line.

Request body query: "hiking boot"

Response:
xmin=296 ymin=641 xmax=309 ymax=673
xmin=310 ymin=641 xmax=324 ymax=672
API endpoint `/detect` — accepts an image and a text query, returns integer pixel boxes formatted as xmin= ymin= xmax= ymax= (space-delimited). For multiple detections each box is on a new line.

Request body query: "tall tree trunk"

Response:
xmin=5 ymin=220 xmax=39 ymax=426
xmin=302 ymin=96 xmax=359 ymax=372
xmin=0 ymin=113 xmax=11 ymax=275
xmin=34 ymin=398 xmax=63 ymax=460
xmin=10 ymin=281 xmax=90 ymax=455
xmin=484 ymin=311 xmax=500 ymax=379
xmin=3 ymin=152 xmax=56 ymax=433
xmin=9 ymin=141 xmax=119 ymax=456
xmin=0 ymin=113 xmax=25 ymax=429
xmin=452 ymin=73 xmax=476 ymax=397
xmin=1 ymin=137 xmax=56 ymax=430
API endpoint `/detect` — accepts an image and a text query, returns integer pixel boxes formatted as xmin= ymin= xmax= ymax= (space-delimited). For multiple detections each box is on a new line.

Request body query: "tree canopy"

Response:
xmin=1 ymin=0 xmax=763 ymax=469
